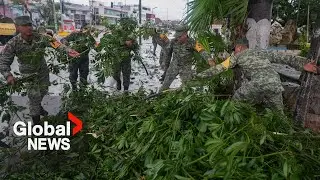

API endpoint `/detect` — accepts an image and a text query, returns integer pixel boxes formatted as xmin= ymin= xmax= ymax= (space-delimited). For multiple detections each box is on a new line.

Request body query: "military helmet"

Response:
xmin=232 ymin=38 xmax=249 ymax=51
xmin=14 ymin=16 xmax=32 ymax=26
xmin=174 ymin=24 xmax=189 ymax=38
xmin=235 ymin=38 xmax=249 ymax=46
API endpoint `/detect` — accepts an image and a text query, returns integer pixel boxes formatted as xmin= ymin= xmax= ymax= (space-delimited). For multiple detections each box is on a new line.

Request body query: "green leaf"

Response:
xmin=207 ymin=123 xmax=222 ymax=131
xmin=65 ymin=153 xmax=79 ymax=158
xmin=174 ymin=175 xmax=191 ymax=180
xmin=198 ymin=122 xmax=208 ymax=132
xmin=283 ymin=160 xmax=289 ymax=178
xmin=220 ymin=100 xmax=230 ymax=116
xmin=260 ymin=131 xmax=266 ymax=145
xmin=225 ymin=141 xmax=248 ymax=157
xmin=199 ymin=111 xmax=214 ymax=121
xmin=91 ymin=144 xmax=98 ymax=152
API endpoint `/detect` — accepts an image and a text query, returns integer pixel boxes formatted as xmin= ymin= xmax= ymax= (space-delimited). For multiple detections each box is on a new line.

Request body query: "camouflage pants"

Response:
xmin=159 ymin=48 xmax=171 ymax=70
xmin=152 ymin=41 xmax=157 ymax=54
xmin=232 ymin=81 xmax=284 ymax=114
xmin=69 ymin=55 xmax=89 ymax=88
xmin=26 ymin=73 xmax=50 ymax=117
xmin=113 ymin=58 xmax=132 ymax=91
xmin=160 ymin=58 xmax=193 ymax=92
xmin=159 ymin=49 xmax=166 ymax=70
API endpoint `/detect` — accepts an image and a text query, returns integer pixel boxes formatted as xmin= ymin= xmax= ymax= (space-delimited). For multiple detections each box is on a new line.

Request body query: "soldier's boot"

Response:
xmin=40 ymin=106 xmax=48 ymax=116
xmin=80 ymin=79 xmax=88 ymax=90
xmin=123 ymin=85 xmax=129 ymax=95
xmin=159 ymin=74 xmax=165 ymax=82
xmin=116 ymin=82 xmax=122 ymax=91
xmin=71 ymin=83 xmax=78 ymax=91
xmin=32 ymin=115 xmax=41 ymax=125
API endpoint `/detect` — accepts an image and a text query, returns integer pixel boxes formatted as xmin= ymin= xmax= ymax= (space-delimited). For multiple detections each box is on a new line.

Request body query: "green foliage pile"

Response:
xmin=3 ymin=86 xmax=320 ymax=180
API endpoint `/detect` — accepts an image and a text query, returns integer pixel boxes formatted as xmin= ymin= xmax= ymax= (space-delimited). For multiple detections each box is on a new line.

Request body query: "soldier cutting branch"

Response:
xmin=61 ymin=24 xmax=96 ymax=91
xmin=197 ymin=38 xmax=309 ymax=115
xmin=151 ymin=28 xmax=173 ymax=82
xmin=0 ymin=16 xmax=80 ymax=125
xmin=159 ymin=24 xmax=215 ymax=92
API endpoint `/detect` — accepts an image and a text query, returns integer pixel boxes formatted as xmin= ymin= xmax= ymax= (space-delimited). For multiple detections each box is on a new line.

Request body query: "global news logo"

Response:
xmin=12 ymin=112 xmax=83 ymax=151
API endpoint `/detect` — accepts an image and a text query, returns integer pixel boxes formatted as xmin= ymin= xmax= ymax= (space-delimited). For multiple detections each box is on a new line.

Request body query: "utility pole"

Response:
xmin=89 ymin=0 xmax=93 ymax=26
xmin=307 ymin=4 xmax=310 ymax=43
xmin=60 ymin=0 xmax=64 ymax=27
xmin=53 ymin=0 xmax=58 ymax=32
xmin=139 ymin=0 xmax=141 ymax=45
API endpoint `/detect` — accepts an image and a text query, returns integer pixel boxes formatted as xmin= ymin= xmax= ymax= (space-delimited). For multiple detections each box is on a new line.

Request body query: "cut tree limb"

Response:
xmin=294 ymin=16 xmax=320 ymax=131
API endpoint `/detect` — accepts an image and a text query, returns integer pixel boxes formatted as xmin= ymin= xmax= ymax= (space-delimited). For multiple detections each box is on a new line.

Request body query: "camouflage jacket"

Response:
xmin=169 ymin=37 xmax=212 ymax=64
xmin=0 ymin=32 xmax=69 ymax=79
xmin=63 ymin=31 xmax=96 ymax=55
xmin=197 ymin=49 xmax=308 ymax=91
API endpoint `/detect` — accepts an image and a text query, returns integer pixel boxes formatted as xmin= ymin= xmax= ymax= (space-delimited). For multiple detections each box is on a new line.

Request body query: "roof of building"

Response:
xmin=104 ymin=7 xmax=129 ymax=13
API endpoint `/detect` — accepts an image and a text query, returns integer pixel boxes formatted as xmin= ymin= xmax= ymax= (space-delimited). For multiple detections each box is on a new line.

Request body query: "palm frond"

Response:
xmin=185 ymin=0 xmax=249 ymax=34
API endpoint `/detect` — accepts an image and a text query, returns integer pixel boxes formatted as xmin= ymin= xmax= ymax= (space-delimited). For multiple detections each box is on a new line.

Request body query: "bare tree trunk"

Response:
xmin=246 ymin=0 xmax=273 ymax=49
xmin=294 ymin=17 xmax=320 ymax=131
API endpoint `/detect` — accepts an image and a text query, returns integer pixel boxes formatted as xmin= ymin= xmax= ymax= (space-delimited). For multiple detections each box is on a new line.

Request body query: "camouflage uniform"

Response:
xmin=152 ymin=33 xmax=172 ymax=80
xmin=0 ymin=16 xmax=73 ymax=121
xmin=159 ymin=37 xmax=211 ymax=92
xmin=63 ymin=30 xmax=96 ymax=90
xmin=0 ymin=31 xmax=69 ymax=117
xmin=197 ymin=49 xmax=308 ymax=114
xmin=113 ymin=57 xmax=132 ymax=91
xmin=113 ymin=18 xmax=139 ymax=91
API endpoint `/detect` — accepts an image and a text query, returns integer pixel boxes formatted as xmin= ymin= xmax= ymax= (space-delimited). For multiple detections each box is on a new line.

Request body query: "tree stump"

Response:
xmin=294 ymin=17 xmax=320 ymax=132
xmin=294 ymin=73 xmax=320 ymax=132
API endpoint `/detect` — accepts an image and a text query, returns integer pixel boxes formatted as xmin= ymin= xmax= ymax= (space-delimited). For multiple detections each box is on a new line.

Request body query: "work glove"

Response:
xmin=304 ymin=60 xmax=320 ymax=74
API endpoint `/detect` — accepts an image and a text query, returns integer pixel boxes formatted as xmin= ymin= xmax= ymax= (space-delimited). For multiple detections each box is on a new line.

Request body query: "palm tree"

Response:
xmin=185 ymin=0 xmax=274 ymax=49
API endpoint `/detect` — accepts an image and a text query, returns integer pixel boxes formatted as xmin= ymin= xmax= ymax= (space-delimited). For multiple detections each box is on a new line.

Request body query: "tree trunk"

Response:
xmin=246 ymin=0 xmax=273 ymax=49
xmin=294 ymin=16 xmax=320 ymax=132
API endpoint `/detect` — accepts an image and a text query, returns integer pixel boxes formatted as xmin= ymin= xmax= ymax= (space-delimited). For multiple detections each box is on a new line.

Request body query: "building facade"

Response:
xmin=0 ymin=0 xmax=43 ymax=27
xmin=114 ymin=4 xmax=156 ymax=24
xmin=91 ymin=1 xmax=128 ymax=25
xmin=63 ymin=1 xmax=129 ymax=26
xmin=63 ymin=2 xmax=91 ymax=28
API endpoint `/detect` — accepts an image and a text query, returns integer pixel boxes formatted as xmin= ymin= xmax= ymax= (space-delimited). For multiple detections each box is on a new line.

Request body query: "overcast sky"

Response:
xmin=68 ymin=0 xmax=187 ymax=20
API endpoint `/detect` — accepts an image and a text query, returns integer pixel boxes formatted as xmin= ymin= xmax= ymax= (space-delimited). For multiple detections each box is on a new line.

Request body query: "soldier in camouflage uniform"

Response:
xmin=151 ymin=30 xmax=172 ymax=81
xmin=0 ymin=16 xmax=79 ymax=124
xmin=113 ymin=18 xmax=139 ymax=92
xmin=62 ymin=24 xmax=96 ymax=90
xmin=159 ymin=25 xmax=215 ymax=92
xmin=197 ymin=38 xmax=309 ymax=114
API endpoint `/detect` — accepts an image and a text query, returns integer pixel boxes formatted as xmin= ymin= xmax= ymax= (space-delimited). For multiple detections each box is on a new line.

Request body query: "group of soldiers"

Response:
xmin=152 ymin=24 xmax=315 ymax=116
xmin=0 ymin=16 xmax=138 ymax=124
xmin=0 ymin=16 xmax=84 ymax=124
xmin=0 ymin=15 xmax=316 ymax=125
